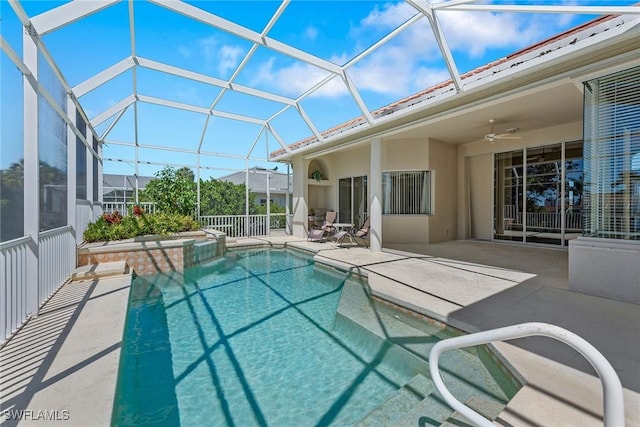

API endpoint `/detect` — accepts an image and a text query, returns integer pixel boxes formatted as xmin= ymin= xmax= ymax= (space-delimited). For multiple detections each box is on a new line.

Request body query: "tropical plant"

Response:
xmin=139 ymin=166 xmax=197 ymax=216
xmin=0 ymin=160 xmax=25 ymax=241
xmin=311 ymin=168 xmax=323 ymax=182
xmin=199 ymin=178 xmax=258 ymax=215
xmin=83 ymin=211 xmax=200 ymax=242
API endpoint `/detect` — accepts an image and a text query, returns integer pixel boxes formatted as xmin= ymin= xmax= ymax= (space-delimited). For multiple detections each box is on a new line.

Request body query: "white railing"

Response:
xmin=102 ymin=202 xmax=156 ymax=216
xmin=1 ymin=236 xmax=31 ymax=344
xmin=38 ymin=226 xmax=74 ymax=304
xmin=76 ymin=200 xmax=95 ymax=244
xmin=199 ymin=215 xmax=246 ymax=237
xmin=429 ymin=322 xmax=625 ymax=427
xmin=198 ymin=213 xmax=287 ymax=237
xmin=503 ymin=206 xmax=582 ymax=231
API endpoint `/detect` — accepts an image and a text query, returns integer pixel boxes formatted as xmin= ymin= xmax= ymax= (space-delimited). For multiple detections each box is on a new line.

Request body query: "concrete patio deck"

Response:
xmin=1 ymin=237 xmax=638 ymax=426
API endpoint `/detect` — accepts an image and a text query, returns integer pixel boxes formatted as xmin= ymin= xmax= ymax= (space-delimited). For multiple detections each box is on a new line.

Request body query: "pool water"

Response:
xmin=112 ymin=248 xmax=512 ymax=426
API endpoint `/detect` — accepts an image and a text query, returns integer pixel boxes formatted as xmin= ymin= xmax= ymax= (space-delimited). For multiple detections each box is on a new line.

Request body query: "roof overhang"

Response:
xmin=270 ymin=13 xmax=640 ymax=161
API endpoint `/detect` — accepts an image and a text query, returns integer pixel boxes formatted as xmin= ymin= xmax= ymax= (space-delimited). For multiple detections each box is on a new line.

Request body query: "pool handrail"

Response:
xmin=429 ymin=322 xmax=625 ymax=427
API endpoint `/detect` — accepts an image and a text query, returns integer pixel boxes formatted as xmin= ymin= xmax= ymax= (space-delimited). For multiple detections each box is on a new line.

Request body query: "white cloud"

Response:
xmin=348 ymin=44 xmax=449 ymax=96
xmin=303 ymin=25 xmax=319 ymax=41
xmin=198 ymin=36 xmax=219 ymax=62
xmin=247 ymin=2 xmax=571 ymax=100
xmin=359 ymin=2 xmax=416 ymax=32
xmin=218 ymin=45 xmax=244 ymax=76
xmin=179 ymin=36 xmax=245 ymax=77
xmin=437 ymin=11 xmax=544 ymax=57
xmin=249 ymin=57 xmax=347 ymax=98
xmin=170 ymin=86 xmax=206 ymax=107
xmin=178 ymin=45 xmax=192 ymax=59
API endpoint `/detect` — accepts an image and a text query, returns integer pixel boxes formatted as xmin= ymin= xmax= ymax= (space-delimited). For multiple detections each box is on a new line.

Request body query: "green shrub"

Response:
xmin=83 ymin=212 xmax=201 ymax=242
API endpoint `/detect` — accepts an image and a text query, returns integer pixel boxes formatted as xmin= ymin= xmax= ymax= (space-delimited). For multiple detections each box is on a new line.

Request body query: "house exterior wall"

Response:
xmin=456 ymin=121 xmax=583 ymax=241
xmin=383 ymin=138 xmax=430 ymax=244
xmin=254 ymin=192 xmax=287 ymax=207
xmin=429 ymin=139 xmax=458 ymax=244
xmin=462 ymin=153 xmax=494 ymax=240
xmin=292 ymin=157 xmax=308 ymax=237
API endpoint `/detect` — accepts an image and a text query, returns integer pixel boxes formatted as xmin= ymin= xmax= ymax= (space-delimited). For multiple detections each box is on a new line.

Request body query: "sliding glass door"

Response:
xmin=338 ymin=176 xmax=367 ymax=226
xmin=494 ymin=142 xmax=583 ymax=246
xmin=525 ymin=144 xmax=562 ymax=245
xmin=494 ymin=151 xmax=524 ymax=242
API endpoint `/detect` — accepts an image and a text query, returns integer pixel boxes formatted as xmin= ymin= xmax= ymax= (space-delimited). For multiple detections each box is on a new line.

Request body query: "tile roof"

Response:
xmin=270 ymin=13 xmax=633 ymax=159
xmin=217 ymin=167 xmax=292 ymax=193
xmin=103 ymin=173 xmax=154 ymax=190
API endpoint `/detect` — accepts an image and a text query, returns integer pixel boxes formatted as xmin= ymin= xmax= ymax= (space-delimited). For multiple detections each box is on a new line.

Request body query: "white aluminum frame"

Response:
xmin=16 ymin=0 xmax=637 ymax=189
xmin=429 ymin=322 xmax=625 ymax=427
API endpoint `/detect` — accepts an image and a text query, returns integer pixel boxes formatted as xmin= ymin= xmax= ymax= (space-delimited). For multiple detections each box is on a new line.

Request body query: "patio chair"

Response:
xmin=334 ymin=217 xmax=370 ymax=247
xmin=307 ymin=210 xmax=337 ymax=242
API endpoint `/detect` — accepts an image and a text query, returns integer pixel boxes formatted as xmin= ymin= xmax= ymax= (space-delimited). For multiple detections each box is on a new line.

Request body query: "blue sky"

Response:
xmin=2 ymin=0 xmax=636 ymax=179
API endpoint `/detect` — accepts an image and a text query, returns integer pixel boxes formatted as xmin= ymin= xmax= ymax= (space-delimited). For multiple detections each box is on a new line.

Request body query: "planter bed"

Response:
xmin=77 ymin=230 xmax=226 ymax=274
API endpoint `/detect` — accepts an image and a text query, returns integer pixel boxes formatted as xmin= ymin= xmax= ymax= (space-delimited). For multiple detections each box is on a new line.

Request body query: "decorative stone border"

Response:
xmin=77 ymin=231 xmax=226 ymax=274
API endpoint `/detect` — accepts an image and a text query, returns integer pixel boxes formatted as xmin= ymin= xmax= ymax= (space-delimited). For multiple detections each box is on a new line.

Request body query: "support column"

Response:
xmin=266 ymin=173 xmax=271 ymax=236
xmin=67 ymin=97 xmax=77 ymax=269
xmin=134 ymin=144 xmax=139 ymax=204
xmin=196 ymin=153 xmax=201 ymax=218
xmin=23 ymin=29 xmax=40 ymax=316
xmin=292 ymin=156 xmax=308 ymax=238
xmin=286 ymin=163 xmax=292 ymax=235
xmin=245 ymin=160 xmax=250 ymax=237
xmin=86 ymin=132 xmax=94 ymax=209
xmin=370 ymin=138 xmax=383 ymax=251
xmin=97 ymin=143 xmax=103 ymax=203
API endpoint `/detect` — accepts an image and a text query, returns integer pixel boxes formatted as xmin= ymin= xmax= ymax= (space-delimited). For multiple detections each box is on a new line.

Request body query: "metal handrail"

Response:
xmin=429 ymin=322 xmax=625 ymax=427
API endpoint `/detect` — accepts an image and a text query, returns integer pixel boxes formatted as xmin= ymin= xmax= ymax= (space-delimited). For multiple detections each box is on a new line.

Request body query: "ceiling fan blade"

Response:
xmin=495 ymin=133 xmax=522 ymax=139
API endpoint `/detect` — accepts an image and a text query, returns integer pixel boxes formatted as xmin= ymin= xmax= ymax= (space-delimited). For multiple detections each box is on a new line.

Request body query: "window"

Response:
xmin=93 ymin=139 xmax=99 ymax=202
xmin=494 ymin=143 xmax=583 ymax=246
xmin=38 ymin=53 xmax=68 ymax=231
xmin=76 ymin=110 xmax=87 ymax=200
xmin=584 ymin=66 xmax=640 ymax=240
xmin=338 ymin=176 xmax=367 ymax=225
xmin=1 ymin=50 xmax=24 ymax=241
xmin=382 ymin=171 xmax=431 ymax=215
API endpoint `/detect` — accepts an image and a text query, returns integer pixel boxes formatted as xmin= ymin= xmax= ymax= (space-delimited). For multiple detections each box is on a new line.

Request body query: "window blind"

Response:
xmin=583 ymin=66 xmax=640 ymax=239
xmin=382 ymin=171 xmax=431 ymax=215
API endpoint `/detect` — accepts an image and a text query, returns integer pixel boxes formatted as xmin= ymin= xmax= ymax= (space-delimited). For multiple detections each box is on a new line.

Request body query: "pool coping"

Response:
xmin=226 ymin=238 xmax=640 ymax=426
xmin=229 ymin=243 xmax=527 ymax=402
xmin=3 ymin=238 xmax=639 ymax=426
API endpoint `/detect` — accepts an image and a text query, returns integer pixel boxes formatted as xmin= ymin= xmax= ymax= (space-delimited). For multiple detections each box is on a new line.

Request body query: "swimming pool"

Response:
xmin=112 ymin=248 xmax=514 ymax=426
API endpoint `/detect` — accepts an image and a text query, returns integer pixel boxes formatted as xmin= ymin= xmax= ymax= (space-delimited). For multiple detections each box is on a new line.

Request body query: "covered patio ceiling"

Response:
xmin=4 ymin=0 xmax=640 ymax=177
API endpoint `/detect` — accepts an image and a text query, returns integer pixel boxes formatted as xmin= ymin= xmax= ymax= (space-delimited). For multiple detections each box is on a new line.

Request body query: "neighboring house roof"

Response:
xmin=270 ymin=13 xmax=638 ymax=159
xmin=218 ymin=167 xmax=291 ymax=193
xmin=103 ymin=174 xmax=154 ymax=191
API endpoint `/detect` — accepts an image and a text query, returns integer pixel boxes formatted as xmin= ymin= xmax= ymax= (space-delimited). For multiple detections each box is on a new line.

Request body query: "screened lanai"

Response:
xmin=4 ymin=0 xmax=640 ymax=215
xmin=2 ymin=1 xmax=640 ymax=344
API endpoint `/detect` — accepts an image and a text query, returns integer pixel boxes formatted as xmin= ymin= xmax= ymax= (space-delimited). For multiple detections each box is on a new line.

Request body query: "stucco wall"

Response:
xmin=330 ymin=145 xmax=370 ymax=178
xmin=456 ymin=121 xmax=583 ymax=241
xmin=383 ymin=138 xmax=430 ymax=244
xmin=383 ymin=138 xmax=428 ymax=170
xmin=466 ymin=153 xmax=494 ymax=240
xmin=325 ymin=145 xmax=370 ymax=217
xmin=429 ymin=139 xmax=457 ymax=243
xmin=570 ymin=237 xmax=640 ymax=304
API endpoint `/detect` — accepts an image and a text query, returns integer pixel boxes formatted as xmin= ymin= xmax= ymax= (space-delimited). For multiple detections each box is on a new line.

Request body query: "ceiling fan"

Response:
xmin=484 ymin=119 xmax=521 ymax=142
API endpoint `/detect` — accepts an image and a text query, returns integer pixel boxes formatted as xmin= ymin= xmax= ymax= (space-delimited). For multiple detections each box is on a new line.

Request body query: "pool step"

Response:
xmin=440 ymin=395 xmax=506 ymax=427
xmin=71 ymin=261 xmax=129 ymax=281
xmin=355 ymin=374 xmax=436 ymax=427
xmin=390 ymin=389 xmax=455 ymax=427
